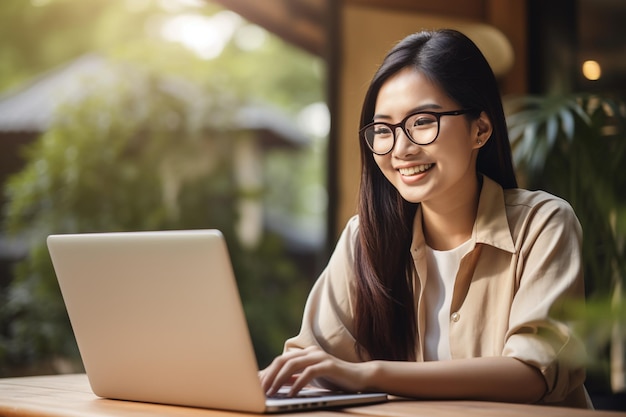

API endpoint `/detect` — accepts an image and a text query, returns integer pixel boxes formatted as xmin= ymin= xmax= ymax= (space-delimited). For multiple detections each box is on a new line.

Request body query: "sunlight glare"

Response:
xmin=161 ymin=10 xmax=243 ymax=60
xmin=297 ymin=102 xmax=330 ymax=138
xmin=234 ymin=24 xmax=268 ymax=51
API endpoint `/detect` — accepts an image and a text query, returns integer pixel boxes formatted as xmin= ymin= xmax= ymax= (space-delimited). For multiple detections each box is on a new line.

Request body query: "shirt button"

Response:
xmin=451 ymin=312 xmax=460 ymax=322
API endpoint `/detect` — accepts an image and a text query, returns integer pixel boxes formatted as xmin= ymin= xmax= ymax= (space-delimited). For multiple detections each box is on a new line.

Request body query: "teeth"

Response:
xmin=399 ymin=164 xmax=433 ymax=176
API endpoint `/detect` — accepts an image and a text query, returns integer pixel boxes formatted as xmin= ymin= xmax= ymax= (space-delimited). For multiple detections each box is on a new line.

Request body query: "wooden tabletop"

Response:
xmin=0 ymin=374 xmax=622 ymax=417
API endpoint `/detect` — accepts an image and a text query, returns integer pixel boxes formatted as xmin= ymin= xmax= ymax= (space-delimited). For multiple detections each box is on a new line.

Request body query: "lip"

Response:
xmin=395 ymin=163 xmax=434 ymax=184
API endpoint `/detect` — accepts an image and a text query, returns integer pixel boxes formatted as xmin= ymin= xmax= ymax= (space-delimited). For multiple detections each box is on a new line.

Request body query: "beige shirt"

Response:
xmin=285 ymin=176 xmax=591 ymax=408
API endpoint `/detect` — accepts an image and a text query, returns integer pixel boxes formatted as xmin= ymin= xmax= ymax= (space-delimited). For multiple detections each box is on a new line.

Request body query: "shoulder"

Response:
xmin=477 ymin=177 xmax=582 ymax=250
xmin=481 ymin=176 xmax=579 ymax=229
xmin=504 ymin=187 xmax=571 ymax=209
xmin=503 ymin=188 xmax=579 ymax=221
xmin=503 ymin=188 xmax=582 ymax=243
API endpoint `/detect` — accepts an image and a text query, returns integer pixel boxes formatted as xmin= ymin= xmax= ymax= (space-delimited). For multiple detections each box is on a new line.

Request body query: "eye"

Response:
xmin=412 ymin=115 xmax=437 ymax=127
xmin=373 ymin=125 xmax=392 ymax=136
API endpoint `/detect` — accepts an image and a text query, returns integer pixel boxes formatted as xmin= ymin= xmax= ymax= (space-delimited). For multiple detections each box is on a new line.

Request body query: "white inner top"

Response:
xmin=423 ymin=238 xmax=473 ymax=361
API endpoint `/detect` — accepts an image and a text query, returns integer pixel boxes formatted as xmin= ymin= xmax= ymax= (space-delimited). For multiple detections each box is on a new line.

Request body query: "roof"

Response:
xmin=0 ymin=54 xmax=117 ymax=133
xmin=211 ymin=0 xmax=327 ymax=57
xmin=0 ymin=54 xmax=309 ymax=149
xmin=235 ymin=105 xmax=309 ymax=148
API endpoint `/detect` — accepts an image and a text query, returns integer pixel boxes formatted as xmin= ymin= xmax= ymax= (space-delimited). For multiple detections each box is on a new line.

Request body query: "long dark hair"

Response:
xmin=354 ymin=29 xmax=517 ymax=361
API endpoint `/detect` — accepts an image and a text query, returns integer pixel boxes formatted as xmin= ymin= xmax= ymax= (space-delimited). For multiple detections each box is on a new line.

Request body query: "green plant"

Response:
xmin=505 ymin=93 xmax=626 ymax=393
xmin=0 ymin=65 xmax=307 ymax=375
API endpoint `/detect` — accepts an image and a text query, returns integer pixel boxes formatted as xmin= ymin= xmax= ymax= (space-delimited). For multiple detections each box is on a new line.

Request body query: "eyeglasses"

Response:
xmin=360 ymin=109 xmax=475 ymax=155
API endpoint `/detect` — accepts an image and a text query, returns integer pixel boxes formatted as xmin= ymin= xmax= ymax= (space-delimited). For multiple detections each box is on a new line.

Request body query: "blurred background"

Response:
xmin=0 ymin=0 xmax=624 ymax=410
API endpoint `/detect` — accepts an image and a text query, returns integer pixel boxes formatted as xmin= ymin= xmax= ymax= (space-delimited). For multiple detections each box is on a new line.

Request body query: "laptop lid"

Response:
xmin=47 ymin=230 xmax=387 ymax=413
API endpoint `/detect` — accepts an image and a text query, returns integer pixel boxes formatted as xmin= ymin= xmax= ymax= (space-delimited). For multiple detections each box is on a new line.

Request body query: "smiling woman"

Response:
xmin=259 ymin=28 xmax=592 ymax=409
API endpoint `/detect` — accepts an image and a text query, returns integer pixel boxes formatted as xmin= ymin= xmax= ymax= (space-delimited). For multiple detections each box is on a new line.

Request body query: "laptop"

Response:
xmin=47 ymin=229 xmax=387 ymax=413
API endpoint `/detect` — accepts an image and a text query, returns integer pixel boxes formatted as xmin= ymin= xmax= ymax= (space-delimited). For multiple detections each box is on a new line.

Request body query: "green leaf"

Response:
xmin=559 ymin=107 xmax=575 ymax=141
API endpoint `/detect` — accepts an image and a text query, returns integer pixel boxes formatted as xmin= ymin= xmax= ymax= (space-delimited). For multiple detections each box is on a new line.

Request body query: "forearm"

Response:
xmin=363 ymin=356 xmax=547 ymax=403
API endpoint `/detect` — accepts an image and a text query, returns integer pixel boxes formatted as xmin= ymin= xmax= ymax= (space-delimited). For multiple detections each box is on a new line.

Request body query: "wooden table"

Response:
xmin=0 ymin=374 xmax=622 ymax=417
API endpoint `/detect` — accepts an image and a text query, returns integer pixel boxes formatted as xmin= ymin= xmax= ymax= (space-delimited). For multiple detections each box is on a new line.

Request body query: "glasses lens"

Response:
xmin=405 ymin=113 xmax=439 ymax=144
xmin=363 ymin=124 xmax=394 ymax=154
xmin=363 ymin=113 xmax=441 ymax=154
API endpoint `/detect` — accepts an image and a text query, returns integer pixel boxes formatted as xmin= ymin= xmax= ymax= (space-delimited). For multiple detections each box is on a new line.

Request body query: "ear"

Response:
xmin=472 ymin=112 xmax=493 ymax=149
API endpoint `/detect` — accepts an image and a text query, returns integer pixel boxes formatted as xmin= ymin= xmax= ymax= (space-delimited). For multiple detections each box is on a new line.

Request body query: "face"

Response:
xmin=371 ymin=67 xmax=491 ymax=207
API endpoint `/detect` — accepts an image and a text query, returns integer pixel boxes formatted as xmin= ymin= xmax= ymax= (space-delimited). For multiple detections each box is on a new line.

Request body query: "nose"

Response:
xmin=391 ymin=127 xmax=419 ymax=157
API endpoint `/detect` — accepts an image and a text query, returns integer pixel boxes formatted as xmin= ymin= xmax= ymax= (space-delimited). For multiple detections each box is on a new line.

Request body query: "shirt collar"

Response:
xmin=410 ymin=175 xmax=516 ymax=255
xmin=474 ymin=175 xmax=516 ymax=253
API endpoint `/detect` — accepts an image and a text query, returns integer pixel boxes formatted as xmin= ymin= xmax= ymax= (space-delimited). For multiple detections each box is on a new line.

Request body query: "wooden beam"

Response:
xmin=211 ymin=0 xmax=327 ymax=57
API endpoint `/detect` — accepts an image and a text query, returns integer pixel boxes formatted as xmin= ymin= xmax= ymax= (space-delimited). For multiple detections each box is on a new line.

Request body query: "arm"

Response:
xmin=260 ymin=347 xmax=546 ymax=403
xmin=367 ymin=356 xmax=546 ymax=402
xmin=502 ymin=196 xmax=587 ymax=403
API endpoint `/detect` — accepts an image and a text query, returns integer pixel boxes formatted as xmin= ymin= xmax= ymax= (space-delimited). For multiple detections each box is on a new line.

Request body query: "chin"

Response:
xmin=397 ymin=190 xmax=427 ymax=204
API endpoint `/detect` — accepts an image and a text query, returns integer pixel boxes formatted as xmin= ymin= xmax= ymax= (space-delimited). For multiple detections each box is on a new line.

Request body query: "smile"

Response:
xmin=399 ymin=163 xmax=434 ymax=176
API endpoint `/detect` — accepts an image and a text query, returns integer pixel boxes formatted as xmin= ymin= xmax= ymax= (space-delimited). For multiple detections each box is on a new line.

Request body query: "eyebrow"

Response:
xmin=373 ymin=103 xmax=444 ymax=120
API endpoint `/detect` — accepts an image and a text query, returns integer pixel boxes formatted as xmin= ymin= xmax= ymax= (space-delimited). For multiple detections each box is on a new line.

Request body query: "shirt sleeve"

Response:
xmin=503 ymin=196 xmax=587 ymax=404
xmin=283 ymin=215 xmax=362 ymax=363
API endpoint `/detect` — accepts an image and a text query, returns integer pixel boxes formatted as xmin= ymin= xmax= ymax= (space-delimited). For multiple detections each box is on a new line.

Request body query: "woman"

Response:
xmin=260 ymin=29 xmax=590 ymax=408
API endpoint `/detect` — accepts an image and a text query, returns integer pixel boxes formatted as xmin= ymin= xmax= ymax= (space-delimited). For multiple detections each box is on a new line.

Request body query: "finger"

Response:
xmin=260 ymin=348 xmax=313 ymax=393
xmin=288 ymin=359 xmax=331 ymax=396
xmin=267 ymin=349 xmax=326 ymax=396
xmin=271 ymin=350 xmax=328 ymax=396
xmin=260 ymin=349 xmax=304 ymax=387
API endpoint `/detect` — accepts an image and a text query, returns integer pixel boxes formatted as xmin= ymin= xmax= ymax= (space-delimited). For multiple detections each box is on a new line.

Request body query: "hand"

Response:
xmin=259 ymin=346 xmax=372 ymax=397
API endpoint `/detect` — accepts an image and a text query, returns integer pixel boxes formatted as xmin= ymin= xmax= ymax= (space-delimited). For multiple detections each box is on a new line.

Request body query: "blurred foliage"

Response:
xmin=506 ymin=93 xmax=626 ymax=391
xmin=0 ymin=0 xmax=325 ymax=375
xmin=1 ymin=66 xmax=309 ymax=373
xmin=0 ymin=0 xmax=324 ymax=112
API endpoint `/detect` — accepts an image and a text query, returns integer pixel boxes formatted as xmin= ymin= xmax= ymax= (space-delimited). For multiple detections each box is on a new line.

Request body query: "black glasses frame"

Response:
xmin=360 ymin=108 xmax=475 ymax=155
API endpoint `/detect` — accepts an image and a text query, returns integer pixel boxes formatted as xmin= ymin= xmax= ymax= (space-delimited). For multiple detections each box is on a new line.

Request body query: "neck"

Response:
xmin=421 ymin=176 xmax=481 ymax=251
